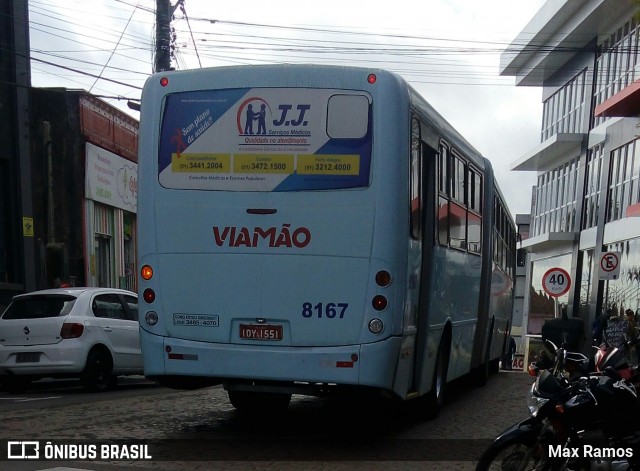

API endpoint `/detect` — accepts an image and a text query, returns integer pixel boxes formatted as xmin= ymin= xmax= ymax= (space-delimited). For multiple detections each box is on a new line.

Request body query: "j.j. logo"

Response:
xmin=236 ymin=97 xmax=312 ymax=136
xmin=237 ymin=97 xmax=271 ymax=136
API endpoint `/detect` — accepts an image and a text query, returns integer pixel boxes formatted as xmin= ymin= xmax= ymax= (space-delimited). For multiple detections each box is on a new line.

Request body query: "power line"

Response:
xmin=22 ymin=0 xmax=560 ymax=94
xmin=30 ymin=49 xmax=150 ymax=75
xmin=89 ymin=1 xmax=141 ymax=92
xmin=179 ymin=0 xmax=201 ymax=68
xmin=30 ymin=55 xmax=143 ymax=90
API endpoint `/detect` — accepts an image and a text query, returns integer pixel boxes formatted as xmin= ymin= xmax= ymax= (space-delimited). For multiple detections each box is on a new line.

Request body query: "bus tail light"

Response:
xmin=143 ymin=288 xmax=156 ymax=304
xmin=60 ymin=323 xmax=84 ymax=339
xmin=375 ymin=270 xmax=391 ymax=287
xmin=367 ymin=73 xmax=377 ymax=84
xmin=372 ymin=295 xmax=387 ymax=311
xmin=369 ymin=318 xmax=384 ymax=334
xmin=141 ymin=265 xmax=154 ymax=280
xmin=160 ymin=77 xmax=169 ymax=87
xmin=145 ymin=311 xmax=159 ymax=326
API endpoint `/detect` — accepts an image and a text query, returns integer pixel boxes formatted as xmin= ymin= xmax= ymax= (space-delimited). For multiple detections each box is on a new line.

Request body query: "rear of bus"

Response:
xmin=137 ymin=65 xmax=410 ymax=403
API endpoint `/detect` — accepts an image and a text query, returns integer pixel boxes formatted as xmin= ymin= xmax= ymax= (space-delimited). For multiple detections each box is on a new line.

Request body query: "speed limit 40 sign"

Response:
xmin=542 ymin=267 xmax=571 ymax=297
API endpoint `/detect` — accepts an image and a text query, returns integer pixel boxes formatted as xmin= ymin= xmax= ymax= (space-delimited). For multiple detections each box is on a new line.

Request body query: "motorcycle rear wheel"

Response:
xmin=476 ymin=437 xmax=554 ymax=471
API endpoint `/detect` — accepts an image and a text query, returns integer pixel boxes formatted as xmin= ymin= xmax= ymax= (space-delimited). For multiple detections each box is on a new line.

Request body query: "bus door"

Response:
xmin=410 ymin=137 xmax=438 ymax=394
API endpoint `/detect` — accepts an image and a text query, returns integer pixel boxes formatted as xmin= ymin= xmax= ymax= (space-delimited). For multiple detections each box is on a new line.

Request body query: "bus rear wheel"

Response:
xmin=415 ymin=340 xmax=449 ymax=420
xmin=228 ymin=390 xmax=292 ymax=413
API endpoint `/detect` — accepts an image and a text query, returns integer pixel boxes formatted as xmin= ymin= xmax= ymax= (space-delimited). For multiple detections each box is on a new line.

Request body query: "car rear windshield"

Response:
xmin=1 ymin=295 xmax=77 ymax=320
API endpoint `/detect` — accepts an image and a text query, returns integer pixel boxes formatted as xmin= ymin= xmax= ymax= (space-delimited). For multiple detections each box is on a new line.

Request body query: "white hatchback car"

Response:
xmin=0 ymin=287 xmax=143 ymax=392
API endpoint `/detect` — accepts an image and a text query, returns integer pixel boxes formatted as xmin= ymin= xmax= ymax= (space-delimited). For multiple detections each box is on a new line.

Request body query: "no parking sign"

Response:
xmin=599 ymin=251 xmax=621 ymax=280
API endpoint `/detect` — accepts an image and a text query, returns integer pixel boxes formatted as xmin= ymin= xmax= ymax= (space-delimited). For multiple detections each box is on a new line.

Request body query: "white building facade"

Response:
xmin=502 ymin=0 xmax=640 ymax=361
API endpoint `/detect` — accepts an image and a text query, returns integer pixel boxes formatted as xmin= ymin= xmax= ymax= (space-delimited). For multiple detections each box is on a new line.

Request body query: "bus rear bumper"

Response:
xmin=141 ymin=332 xmax=401 ymax=391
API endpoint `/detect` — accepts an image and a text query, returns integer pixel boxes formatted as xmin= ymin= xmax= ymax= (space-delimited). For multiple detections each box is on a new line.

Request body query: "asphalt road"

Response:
xmin=0 ymin=370 xmax=534 ymax=471
xmin=0 ymin=376 xmax=160 ymax=411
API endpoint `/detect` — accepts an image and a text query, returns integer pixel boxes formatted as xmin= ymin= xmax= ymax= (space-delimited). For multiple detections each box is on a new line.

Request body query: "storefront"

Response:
xmin=523 ymin=252 xmax=573 ymax=365
xmin=580 ymin=220 xmax=640 ymax=318
xmin=84 ymin=143 xmax=137 ymax=291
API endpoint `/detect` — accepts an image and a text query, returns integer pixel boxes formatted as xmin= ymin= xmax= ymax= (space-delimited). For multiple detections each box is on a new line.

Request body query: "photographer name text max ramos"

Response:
xmin=549 ymin=445 xmax=633 ymax=459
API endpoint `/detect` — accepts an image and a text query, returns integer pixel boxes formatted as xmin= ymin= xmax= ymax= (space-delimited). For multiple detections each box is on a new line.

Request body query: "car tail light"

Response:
xmin=60 ymin=323 xmax=84 ymax=339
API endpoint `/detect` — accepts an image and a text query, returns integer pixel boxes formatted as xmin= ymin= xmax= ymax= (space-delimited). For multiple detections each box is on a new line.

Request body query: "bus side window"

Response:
xmin=410 ymin=117 xmax=422 ymax=240
xmin=437 ymin=143 xmax=449 ymax=246
xmin=467 ymin=166 xmax=482 ymax=253
xmin=449 ymin=154 xmax=467 ymax=250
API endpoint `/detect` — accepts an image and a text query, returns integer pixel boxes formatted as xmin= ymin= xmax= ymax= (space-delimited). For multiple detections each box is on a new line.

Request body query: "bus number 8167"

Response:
xmin=301 ymin=302 xmax=348 ymax=319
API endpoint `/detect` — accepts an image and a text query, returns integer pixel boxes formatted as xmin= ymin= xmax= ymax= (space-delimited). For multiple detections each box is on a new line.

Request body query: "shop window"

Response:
xmin=95 ymin=235 xmax=112 ymax=288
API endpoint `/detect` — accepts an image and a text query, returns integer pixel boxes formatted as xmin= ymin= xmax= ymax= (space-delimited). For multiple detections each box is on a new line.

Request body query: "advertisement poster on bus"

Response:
xmin=158 ymin=88 xmax=373 ymax=192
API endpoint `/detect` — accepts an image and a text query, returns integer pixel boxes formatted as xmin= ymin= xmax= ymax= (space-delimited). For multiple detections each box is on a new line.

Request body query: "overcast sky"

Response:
xmin=28 ymin=0 xmax=547 ymax=218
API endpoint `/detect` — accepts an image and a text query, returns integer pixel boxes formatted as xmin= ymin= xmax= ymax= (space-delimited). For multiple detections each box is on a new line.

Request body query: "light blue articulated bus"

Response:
xmin=137 ymin=64 xmax=516 ymax=416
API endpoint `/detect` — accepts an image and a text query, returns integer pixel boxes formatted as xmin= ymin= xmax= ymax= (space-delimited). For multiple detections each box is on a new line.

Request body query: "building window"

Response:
xmin=123 ymin=212 xmax=136 ymax=291
xmin=594 ymin=19 xmax=640 ymax=129
xmin=95 ymin=235 xmax=112 ymax=288
xmin=606 ymin=139 xmax=640 ymax=223
xmin=582 ymin=144 xmax=604 ymax=230
xmin=532 ymin=158 xmax=579 ymax=237
xmin=578 ymin=249 xmax=595 ymax=318
xmin=528 ymin=254 xmax=572 ymax=335
xmin=93 ymin=203 xmax=114 ymax=288
xmin=601 ymin=239 xmax=640 ymax=315
xmin=541 ymin=69 xmax=587 ymax=141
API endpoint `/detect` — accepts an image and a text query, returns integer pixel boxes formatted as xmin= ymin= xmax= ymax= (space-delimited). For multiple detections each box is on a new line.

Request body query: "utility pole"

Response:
xmin=13 ymin=0 xmax=37 ymax=292
xmin=43 ymin=122 xmax=54 ymax=244
xmin=154 ymin=0 xmax=172 ymax=72
xmin=155 ymin=0 xmax=183 ymax=72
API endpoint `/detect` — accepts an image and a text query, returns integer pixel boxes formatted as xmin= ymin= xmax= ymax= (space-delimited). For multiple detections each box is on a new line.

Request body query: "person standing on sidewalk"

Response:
xmin=626 ymin=309 xmax=639 ymax=366
xmin=503 ymin=336 xmax=517 ymax=370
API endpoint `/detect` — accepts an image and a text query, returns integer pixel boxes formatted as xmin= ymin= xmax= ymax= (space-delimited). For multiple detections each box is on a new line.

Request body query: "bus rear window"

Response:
xmin=327 ymin=95 xmax=369 ymax=138
xmin=158 ymin=88 xmax=372 ymax=192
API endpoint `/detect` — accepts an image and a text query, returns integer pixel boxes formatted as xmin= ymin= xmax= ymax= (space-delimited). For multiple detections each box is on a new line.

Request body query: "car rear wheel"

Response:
xmin=1 ymin=376 xmax=31 ymax=393
xmin=81 ymin=350 xmax=115 ymax=392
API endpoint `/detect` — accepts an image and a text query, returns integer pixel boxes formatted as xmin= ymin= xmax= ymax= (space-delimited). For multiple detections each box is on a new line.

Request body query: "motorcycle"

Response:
xmin=476 ymin=340 xmax=640 ymax=471
xmin=527 ymin=339 xmax=590 ymax=381
xmin=594 ymin=341 xmax=639 ymax=383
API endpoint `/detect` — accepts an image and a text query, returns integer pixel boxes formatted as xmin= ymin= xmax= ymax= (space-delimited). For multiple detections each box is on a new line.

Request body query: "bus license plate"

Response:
xmin=16 ymin=352 xmax=41 ymax=363
xmin=239 ymin=324 xmax=283 ymax=341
